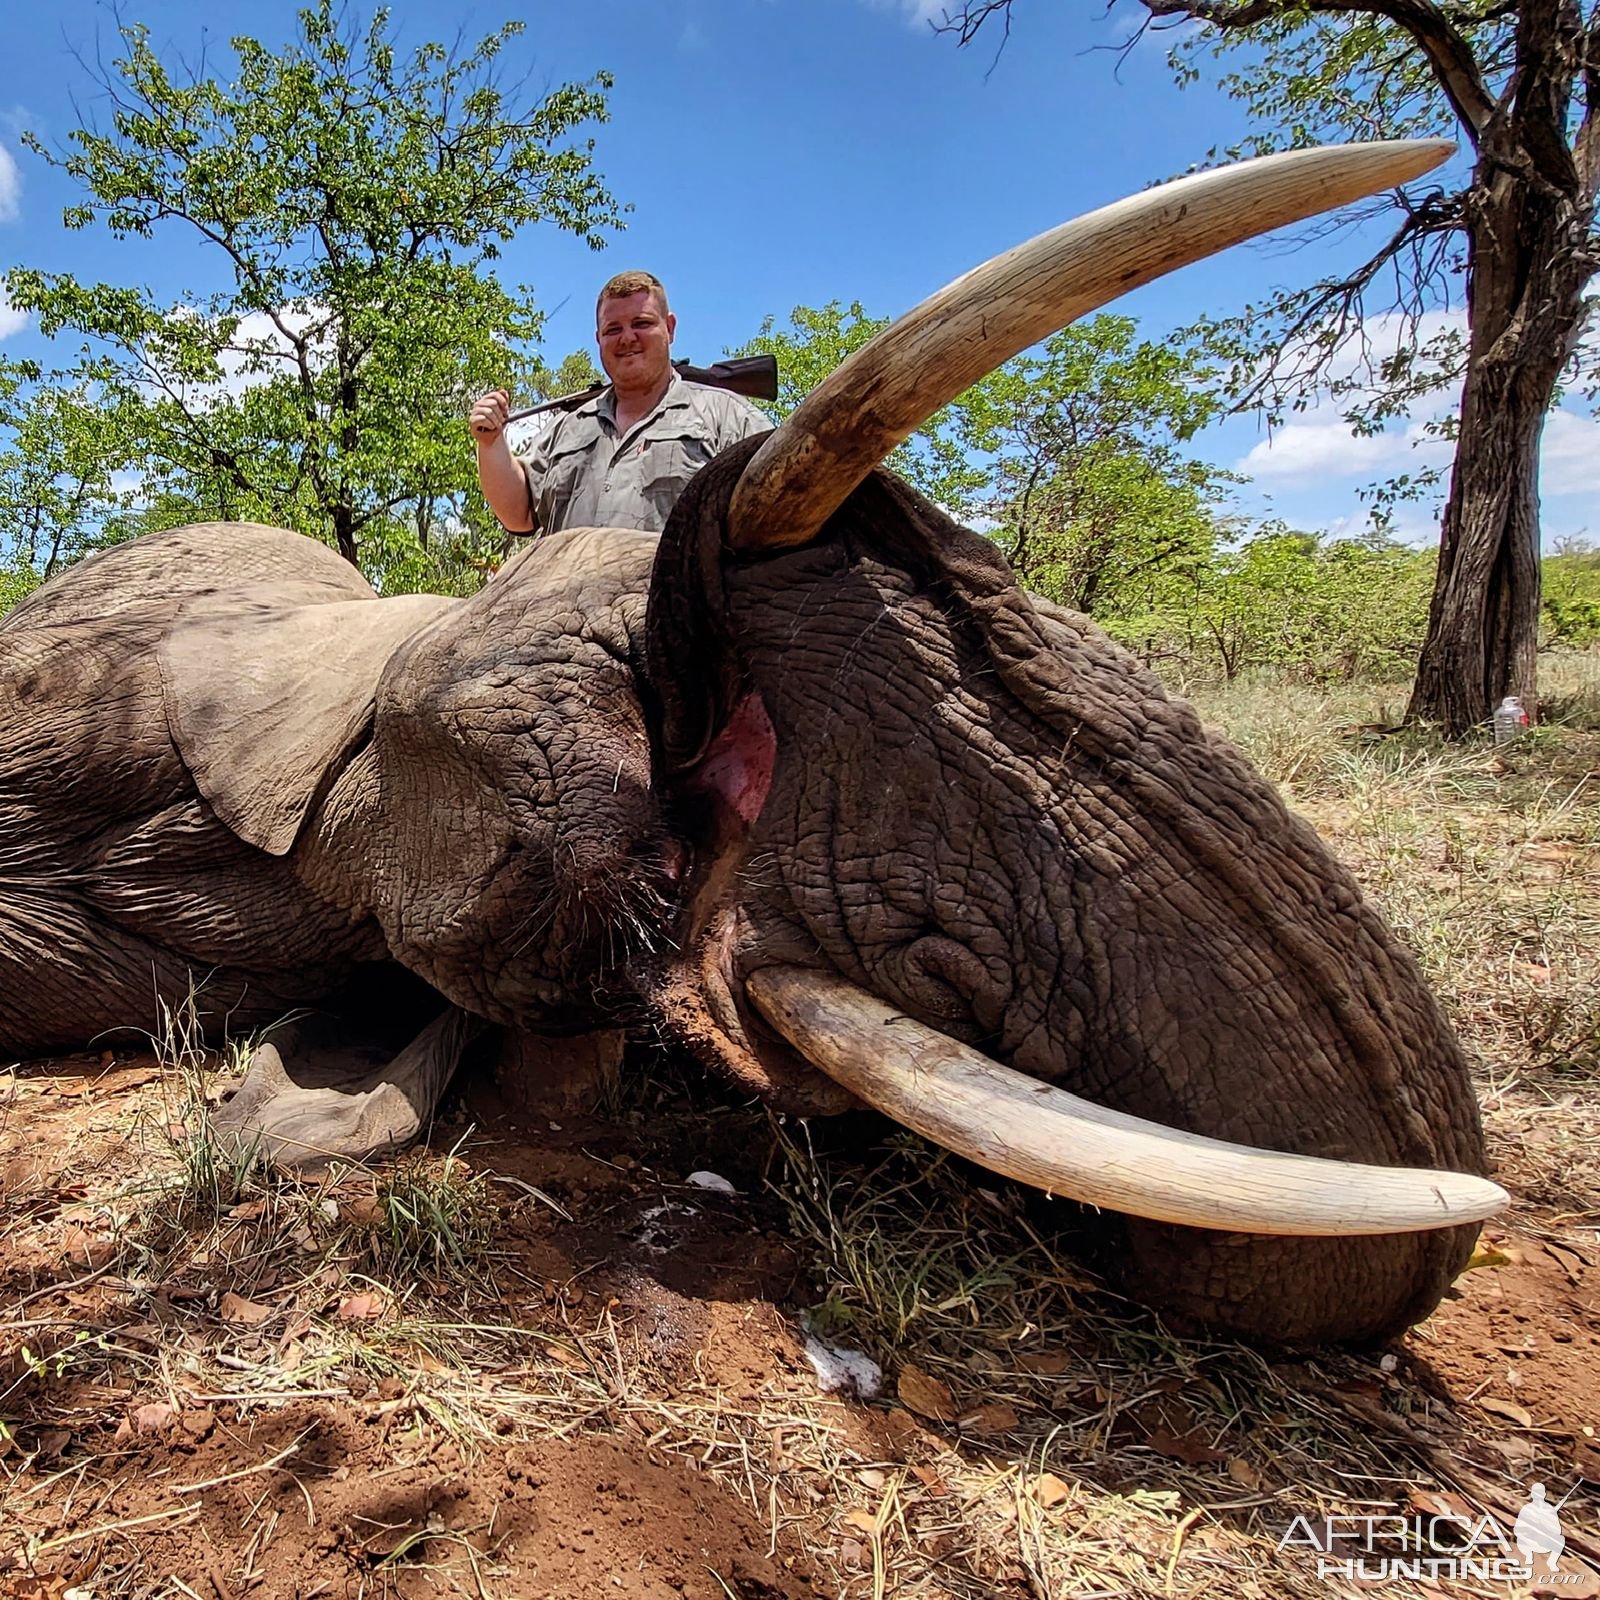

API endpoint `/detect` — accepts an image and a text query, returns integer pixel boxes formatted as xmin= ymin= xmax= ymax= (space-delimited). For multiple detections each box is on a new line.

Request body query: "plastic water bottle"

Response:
xmin=1492 ymin=695 xmax=1530 ymax=746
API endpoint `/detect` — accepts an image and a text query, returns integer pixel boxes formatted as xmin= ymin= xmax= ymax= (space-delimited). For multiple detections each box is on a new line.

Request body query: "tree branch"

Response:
xmin=1504 ymin=0 xmax=1584 ymax=194
xmin=1230 ymin=190 xmax=1466 ymax=411
xmin=1141 ymin=0 xmax=1498 ymax=143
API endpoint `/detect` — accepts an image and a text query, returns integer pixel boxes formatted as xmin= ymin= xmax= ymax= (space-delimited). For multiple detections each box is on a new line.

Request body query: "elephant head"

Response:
xmin=627 ymin=140 xmax=1502 ymax=1343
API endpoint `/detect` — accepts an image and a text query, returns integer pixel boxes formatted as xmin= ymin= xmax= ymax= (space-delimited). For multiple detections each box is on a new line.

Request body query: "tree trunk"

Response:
xmin=1408 ymin=165 xmax=1588 ymax=738
xmin=333 ymin=504 xmax=360 ymax=569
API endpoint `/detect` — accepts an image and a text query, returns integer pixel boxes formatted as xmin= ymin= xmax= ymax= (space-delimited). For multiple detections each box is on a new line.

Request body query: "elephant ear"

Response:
xmin=161 ymin=592 xmax=457 ymax=856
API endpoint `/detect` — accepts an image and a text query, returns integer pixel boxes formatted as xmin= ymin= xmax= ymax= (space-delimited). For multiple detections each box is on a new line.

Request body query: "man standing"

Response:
xmin=471 ymin=271 xmax=769 ymax=536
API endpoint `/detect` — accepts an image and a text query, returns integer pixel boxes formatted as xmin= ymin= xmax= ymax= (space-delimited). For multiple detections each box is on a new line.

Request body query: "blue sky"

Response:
xmin=1 ymin=0 xmax=1594 ymax=545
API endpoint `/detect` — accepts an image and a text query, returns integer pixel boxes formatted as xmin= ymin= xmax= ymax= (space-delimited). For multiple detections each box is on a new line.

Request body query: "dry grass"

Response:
xmin=3 ymin=656 xmax=1599 ymax=1598
xmin=1191 ymin=652 xmax=1600 ymax=1216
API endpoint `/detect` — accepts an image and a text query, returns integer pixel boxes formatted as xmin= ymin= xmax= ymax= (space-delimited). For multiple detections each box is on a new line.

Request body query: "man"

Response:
xmin=471 ymin=271 xmax=769 ymax=536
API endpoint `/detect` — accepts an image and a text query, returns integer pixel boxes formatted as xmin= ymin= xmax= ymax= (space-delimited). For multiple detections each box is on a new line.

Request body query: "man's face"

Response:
xmin=596 ymin=289 xmax=676 ymax=395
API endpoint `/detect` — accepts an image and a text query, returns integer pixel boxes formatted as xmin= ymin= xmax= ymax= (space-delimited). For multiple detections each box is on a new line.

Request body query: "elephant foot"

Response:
xmin=212 ymin=1007 xmax=483 ymax=1173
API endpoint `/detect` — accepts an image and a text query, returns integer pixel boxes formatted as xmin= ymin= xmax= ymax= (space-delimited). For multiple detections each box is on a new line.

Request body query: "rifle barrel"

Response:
xmin=501 ymin=354 xmax=777 ymax=426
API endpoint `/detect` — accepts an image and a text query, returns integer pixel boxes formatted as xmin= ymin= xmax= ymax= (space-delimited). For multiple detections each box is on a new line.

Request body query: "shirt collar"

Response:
xmin=583 ymin=370 xmax=689 ymax=430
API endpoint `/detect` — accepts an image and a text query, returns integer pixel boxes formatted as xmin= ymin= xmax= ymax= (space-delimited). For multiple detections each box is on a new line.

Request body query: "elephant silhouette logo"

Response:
xmin=1513 ymin=1483 xmax=1566 ymax=1574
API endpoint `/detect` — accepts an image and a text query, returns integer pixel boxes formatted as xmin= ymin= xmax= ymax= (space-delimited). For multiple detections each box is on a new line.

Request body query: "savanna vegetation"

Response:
xmin=2 ymin=9 xmax=1599 ymax=1599
xmin=941 ymin=0 xmax=1600 ymax=736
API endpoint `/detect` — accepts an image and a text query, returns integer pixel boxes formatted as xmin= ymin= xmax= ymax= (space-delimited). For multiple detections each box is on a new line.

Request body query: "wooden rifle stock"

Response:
xmin=504 ymin=355 xmax=778 ymax=424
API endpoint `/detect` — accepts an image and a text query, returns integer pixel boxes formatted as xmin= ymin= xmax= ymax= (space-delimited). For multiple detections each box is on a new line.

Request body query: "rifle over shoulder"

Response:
xmin=506 ymin=355 xmax=778 ymax=423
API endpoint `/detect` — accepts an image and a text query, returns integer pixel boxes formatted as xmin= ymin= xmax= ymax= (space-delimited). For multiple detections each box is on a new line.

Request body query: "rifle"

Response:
xmin=505 ymin=355 xmax=778 ymax=424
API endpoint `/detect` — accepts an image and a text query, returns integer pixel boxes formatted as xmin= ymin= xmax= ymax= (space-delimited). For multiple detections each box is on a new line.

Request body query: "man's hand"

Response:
xmin=472 ymin=388 xmax=535 ymax=533
xmin=470 ymin=389 xmax=511 ymax=444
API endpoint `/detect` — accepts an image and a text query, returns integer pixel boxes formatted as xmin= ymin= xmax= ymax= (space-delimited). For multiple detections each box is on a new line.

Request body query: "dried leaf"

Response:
xmin=1031 ymin=1472 xmax=1072 ymax=1508
xmin=338 ymin=1195 xmax=384 ymax=1227
xmin=897 ymin=1363 xmax=956 ymax=1423
xmin=337 ymin=1291 xmax=385 ymax=1323
xmin=59 ymin=1227 xmax=117 ymax=1271
xmin=1144 ymin=1425 xmax=1229 ymax=1464
xmin=842 ymin=1507 xmax=882 ymax=1538
xmin=1133 ymin=1397 xmax=1229 ymax=1464
xmin=957 ymin=1402 xmax=1019 ymax=1435
xmin=219 ymin=1291 xmax=274 ymax=1326
xmin=131 ymin=1400 xmax=178 ymax=1433
xmin=857 ymin=1468 xmax=887 ymax=1490
xmin=1484 ymin=1435 xmax=1539 ymax=1472
xmin=1331 ymin=1378 xmax=1384 ymax=1403
xmin=180 ymin=1407 xmax=216 ymax=1440
xmin=1479 ymin=1396 xmax=1533 ymax=1428
xmin=228 ymin=1200 xmax=267 ymax=1222
xmin=279 ymin=1312 xmax=313 ymax=1349
xmin=1015 ymin=1350 xmax=1071 ymax=1375
xmin=1407 ymin=1487 xmax=1474 ymax=1519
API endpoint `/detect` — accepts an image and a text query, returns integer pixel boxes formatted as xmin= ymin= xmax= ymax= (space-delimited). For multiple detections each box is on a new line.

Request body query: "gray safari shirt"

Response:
xmin=513 ymin=374 xmax=769 ymax=535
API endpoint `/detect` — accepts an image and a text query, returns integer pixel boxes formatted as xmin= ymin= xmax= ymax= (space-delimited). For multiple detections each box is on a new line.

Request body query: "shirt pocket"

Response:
xmin=638 ymin=425 xmax=716 ymax=524
xmin=532 ymin=431 xmax=604 ymax=532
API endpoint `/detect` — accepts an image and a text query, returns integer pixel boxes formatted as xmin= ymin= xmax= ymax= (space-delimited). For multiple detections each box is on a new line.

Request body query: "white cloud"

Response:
xmin=860 ymin=0 xmax=947 ymax=25
xmin=0 ymin=142 xmax=19 ymax=222
xmin=1233 ymin=309 xmax=1465 ymax=485
xmin=0 ymin=288 xmax=27 ymax=339
xmin=158 ymin=302 xmax=333 ymax=408
xmin=1238 ymin=406 xmax=1454 ymax=483
xmin=216 ymin=305 xmax=333 ymax=390
xmin=1233 ymin=305 xmax=1598 ymax=519
xmin=1539 ymin=409 xmax=1600 ymax=498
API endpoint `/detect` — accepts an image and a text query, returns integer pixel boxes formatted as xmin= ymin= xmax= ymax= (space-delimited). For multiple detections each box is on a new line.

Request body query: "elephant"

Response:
xmin=0 ymin=140 xmax=1505 ymax=1346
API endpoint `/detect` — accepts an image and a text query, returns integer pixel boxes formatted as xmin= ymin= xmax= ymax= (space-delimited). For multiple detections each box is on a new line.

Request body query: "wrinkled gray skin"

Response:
xmin=0 ymin=522 xmax=660 ymax=1052
xmin=0 ymin=454 xmax=1488 ymax=1345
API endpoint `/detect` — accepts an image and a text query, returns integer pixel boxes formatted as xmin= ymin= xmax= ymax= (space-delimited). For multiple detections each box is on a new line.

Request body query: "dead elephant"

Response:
xmin=0 ymin=140 xmax=1504 ymax=1345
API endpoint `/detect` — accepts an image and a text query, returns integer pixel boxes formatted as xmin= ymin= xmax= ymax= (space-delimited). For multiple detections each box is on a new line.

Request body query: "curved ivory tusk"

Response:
xmin=746 ymin=965 xmax=1507 ymax=1236
xmin=728 ymin=139 xmax=1455 ymax=553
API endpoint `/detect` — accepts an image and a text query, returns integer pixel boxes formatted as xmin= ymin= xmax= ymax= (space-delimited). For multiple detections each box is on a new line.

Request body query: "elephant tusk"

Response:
xmin=727 ymin=139 xmax=1455 ymax=553
xmin=745 ymin=964 xmax=1508 ymax=1237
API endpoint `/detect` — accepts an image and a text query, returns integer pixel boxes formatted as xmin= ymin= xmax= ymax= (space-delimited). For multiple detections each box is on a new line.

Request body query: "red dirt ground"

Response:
xmin=2 ymin=1047 xmax=1597 ymax=1598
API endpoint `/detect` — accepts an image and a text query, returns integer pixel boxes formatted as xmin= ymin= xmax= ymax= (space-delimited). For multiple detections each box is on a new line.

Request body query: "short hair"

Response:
xmin=596 ymin=271 xmax=669 ymax=323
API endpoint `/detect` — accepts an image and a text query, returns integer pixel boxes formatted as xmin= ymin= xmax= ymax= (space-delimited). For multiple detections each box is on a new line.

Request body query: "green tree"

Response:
xmin=956 ymin=315 xmax=1231 ymax=619
xmin=735 ymin=301 xmax=986 ymax=512
xmin=0 ymin=364 xmax=137 ymax=583
xmin=939 ymin=0 xmax=1600 ymax=736
xmin=528 ymin=349 xmax=604 ymax=402
xmin=5 ymin=3 xmax=620 ymax=578
xmin=1168 ymin=527 xmax=1435 ymax=681
xmin=738 ymin=305 xmax=1231 ymax=620
xmin=1542 ymin=535 xmax=1600 ymax=646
